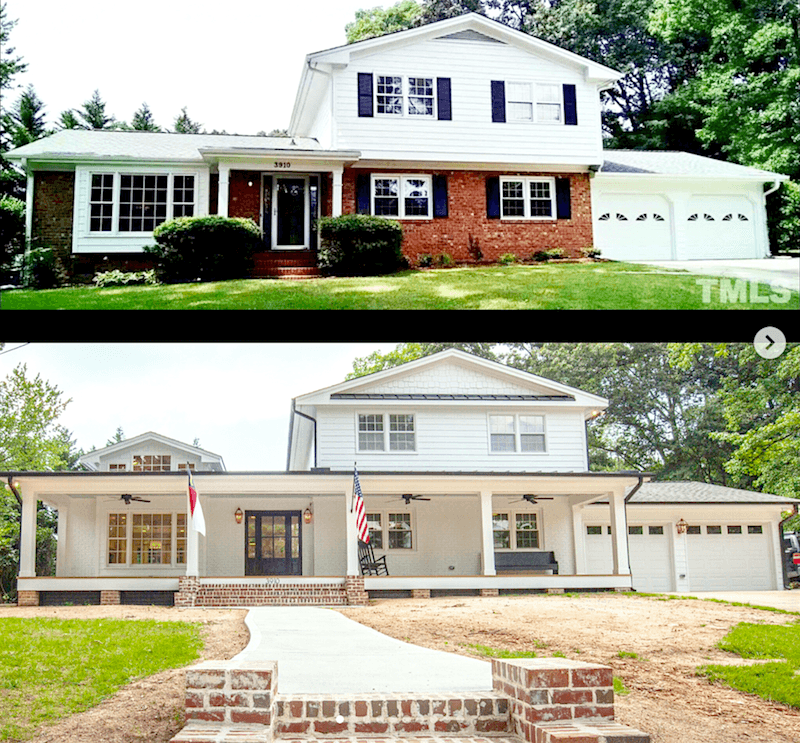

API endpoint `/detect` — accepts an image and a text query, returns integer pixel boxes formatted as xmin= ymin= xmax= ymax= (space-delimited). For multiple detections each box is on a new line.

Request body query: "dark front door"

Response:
xmin=245 ymin=511 xmax=302 ymax=575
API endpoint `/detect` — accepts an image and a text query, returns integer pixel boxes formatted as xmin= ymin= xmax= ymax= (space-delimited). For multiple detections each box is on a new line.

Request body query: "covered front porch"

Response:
xmin=9 ymin=470 xmax=647 ymax=606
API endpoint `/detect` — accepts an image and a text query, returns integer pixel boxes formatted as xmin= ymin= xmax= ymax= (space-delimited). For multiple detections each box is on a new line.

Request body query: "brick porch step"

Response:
xmin=252 ymin=251 xmax=320 ymax=279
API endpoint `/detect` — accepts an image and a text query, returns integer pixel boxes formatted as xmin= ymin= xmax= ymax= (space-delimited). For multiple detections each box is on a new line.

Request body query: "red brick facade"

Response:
xmin=341 ymin=167 xmax=593 ymax=263
xmin=32 ymin=171 xmax=74 ymax=263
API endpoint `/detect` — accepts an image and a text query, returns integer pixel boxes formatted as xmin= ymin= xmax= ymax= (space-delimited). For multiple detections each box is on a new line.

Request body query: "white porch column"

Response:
xmin=480 ymin=490 xmax=496 ymax=575
xmin=345 ymin=484 xmax=359 ymax=576
xmin=56 ymin=507 xmax=68 ymax=577
xmin=608 ymin=487 xmax=630 ymax=575
xmin=186 ymin=486 xmax=200 ymax=577
xmin=217 ymin=165 xmax=230 ymax=217
xmin=19 ymin=489 xmax=38 ymax=578
xmin=572 ymin=503 xmax=587 ymax=575
xmin=332 ymin=167 xmax=343 ymax=217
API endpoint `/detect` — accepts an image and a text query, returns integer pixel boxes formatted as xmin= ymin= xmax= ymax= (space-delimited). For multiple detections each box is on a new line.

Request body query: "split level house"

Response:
xmin=5 ymin=349 xmax=796 ymax=608
xmin=5 ymin=13 xmax=789 ymax=280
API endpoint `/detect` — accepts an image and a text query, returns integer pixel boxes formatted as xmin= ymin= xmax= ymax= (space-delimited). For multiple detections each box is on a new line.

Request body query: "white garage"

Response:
xmin=592 ymin=151 xmax=787 ymax=261
xmin=582 ymin=482 xmax=794 ymax=592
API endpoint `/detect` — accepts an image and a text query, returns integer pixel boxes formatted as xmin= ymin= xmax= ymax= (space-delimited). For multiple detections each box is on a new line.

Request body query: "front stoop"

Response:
xmin=252 ymin=251 xmax=320 ymax=279
xmin=171 ymin=659 xmax=651 ymax=743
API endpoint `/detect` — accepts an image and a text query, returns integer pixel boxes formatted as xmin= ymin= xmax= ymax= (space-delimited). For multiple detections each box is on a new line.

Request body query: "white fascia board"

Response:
xmin=351 ymin=158 xmax=598 ymax=171
xmin=595 ymin=171 xmax=790 ymax=184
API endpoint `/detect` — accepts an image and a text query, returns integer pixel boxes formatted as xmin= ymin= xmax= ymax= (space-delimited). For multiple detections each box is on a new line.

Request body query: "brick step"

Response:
xmin=274 ymin=692 xmax=511 ymax=738
xmin=190 ymin=582 xmax=348 ymax=607
xmin=252 ymin=251 xmax=320 ymax=278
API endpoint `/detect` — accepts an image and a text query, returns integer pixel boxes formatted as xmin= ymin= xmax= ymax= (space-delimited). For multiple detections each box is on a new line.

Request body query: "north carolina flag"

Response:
xmin=188 ymin=469 xmax=206 ymax=535
xmin=353 ymin=466 xmax=369 ymax=543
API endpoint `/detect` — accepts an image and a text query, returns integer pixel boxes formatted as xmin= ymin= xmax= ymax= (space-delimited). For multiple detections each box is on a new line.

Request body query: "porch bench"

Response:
xmin=494 ymin=551 xmax=559 ymax=574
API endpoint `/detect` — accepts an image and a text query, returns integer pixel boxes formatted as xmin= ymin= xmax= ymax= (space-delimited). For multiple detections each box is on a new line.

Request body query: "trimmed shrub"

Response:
xmin=318 ymin=214 xmax=404 ymax=276
xmin=22 ymin=246 xmax=69 ymax=289
xmin=147 ymin=216 xmax=261 ymax=283
xmin=0 ymin=195 xmax=25 ymax=269
xmin=499 ymin=252 xmax=517 ymax=265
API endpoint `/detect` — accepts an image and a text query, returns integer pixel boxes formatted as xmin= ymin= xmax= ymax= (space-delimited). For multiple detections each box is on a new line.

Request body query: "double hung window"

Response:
xmin=358 ymin=413 xmax=416 ymax=452
xmin=372 ymin=175 xmax=432 ymax=219
xmin=365 ymin=512 xmax=414 ymax=550
xmin=500 ymin=177 xmax=556 ymax=220
xmin=505 ymin=82 xmax=563 ymax=123
xmin=493 ymin=512 xmax=541 ymax=549
xmin=489 ymin=414 xmax=546 ymax=453
xmin=375 ymin=75 xmax=435 ymax=117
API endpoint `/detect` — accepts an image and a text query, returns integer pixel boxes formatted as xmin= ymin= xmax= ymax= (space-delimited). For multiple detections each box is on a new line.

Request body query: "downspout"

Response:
xmin=779 ymin=504 xmax=798 ymax=588
xmin=622 ymin=474 xmax=646 ymax=583
xmin=289 ymin=401 xmax=318 ymax=470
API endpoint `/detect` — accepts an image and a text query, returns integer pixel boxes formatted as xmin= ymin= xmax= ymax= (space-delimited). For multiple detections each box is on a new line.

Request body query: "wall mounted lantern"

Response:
xmin=235 ymin=507 xmax=243 ymax=525
xmin=303 ymin=506 xmax=313 ymax=524
xmin=676 ymin=518 xmax=688 ymax=535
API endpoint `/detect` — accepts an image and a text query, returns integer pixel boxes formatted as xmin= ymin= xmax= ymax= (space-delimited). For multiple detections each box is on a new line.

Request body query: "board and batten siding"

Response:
xmin=315 ymin=406 xmax=590 ymax=472
xmin=326 ymin=37 xmax=603 ymax=165
xmin=72 ymin=164 xmax=210 ymax=254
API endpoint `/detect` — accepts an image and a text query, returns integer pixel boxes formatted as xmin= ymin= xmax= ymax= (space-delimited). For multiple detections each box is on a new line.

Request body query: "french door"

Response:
xmin=245 ymin=511 xmax=302 ymax=575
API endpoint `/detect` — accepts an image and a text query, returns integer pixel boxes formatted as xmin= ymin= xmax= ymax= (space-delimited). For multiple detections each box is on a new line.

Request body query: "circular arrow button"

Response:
xmin=754 ymin=326 xmax=786 ymax=359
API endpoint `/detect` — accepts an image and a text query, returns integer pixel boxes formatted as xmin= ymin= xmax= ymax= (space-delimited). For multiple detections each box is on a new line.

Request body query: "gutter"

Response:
xmin=287 ymin=400 xmax=318 ymax=470
xmin=764 ymin=179 xmax=782 ymax=197
xmin=6 ymin=476 xmax=22 ymax=507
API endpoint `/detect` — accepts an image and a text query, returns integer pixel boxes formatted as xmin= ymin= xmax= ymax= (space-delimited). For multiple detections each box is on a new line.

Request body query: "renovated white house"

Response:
xmin=5 ymin=349 xmax=795 ymax=607
xmin=4 ymin=13 xmax=788 ymax=280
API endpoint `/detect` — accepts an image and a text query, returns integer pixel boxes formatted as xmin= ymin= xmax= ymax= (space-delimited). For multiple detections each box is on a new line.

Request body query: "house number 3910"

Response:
xmin=274 ymin=162 xmax=292 ymax=168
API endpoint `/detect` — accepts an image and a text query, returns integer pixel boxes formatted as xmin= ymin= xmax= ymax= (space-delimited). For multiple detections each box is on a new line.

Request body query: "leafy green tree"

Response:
xmin=173 ymin=106 xmax=203 ymax=134
xmin=130 ymin=102 xmax=161 ymax=132
xmin=77 ymin=89 xmax=118 ymax=130
xmin=346 ymin=342 xmax=498 ymax=378
xmin=0 ymin=1 xmax=26 ymax=96
xmin=57 ymin=109 xmax=83 ymax=130
xmin=417 ymin=0 xmax=486 ymax=22
xmin=106 ymin=426 xmax=125 ymax=446
xmin=3 ymin=85 xmax=49 ymax=147
xmin=346 ymin=0 xmax=423 ymax=42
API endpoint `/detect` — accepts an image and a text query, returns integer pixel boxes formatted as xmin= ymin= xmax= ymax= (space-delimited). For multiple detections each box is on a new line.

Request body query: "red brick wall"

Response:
xmin=228 ymin=171 xmax=261 ymax=223
xmin=32 ymin=171 xmax=75 ymax=261
xmin=342 ymin=168 xmax=593 ymax=263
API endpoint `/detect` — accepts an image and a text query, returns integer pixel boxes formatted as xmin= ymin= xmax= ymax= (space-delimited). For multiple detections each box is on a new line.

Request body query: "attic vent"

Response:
xmin=436 ymin=30 xmax=506 ymax=43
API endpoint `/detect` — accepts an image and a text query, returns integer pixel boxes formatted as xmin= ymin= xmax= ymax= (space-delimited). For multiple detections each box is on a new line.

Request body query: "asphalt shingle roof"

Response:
xmin=599 ymin=150 xmax=787 ymax=180
xmin=631 ymin=481 xmax=798 ymax=504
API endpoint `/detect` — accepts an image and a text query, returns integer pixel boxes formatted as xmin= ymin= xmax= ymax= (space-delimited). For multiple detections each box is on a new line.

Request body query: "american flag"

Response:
xmin=188 ymin=469 xmax=206 ymax=535
xmin=353 ymin=466 xmax=369 ymax=543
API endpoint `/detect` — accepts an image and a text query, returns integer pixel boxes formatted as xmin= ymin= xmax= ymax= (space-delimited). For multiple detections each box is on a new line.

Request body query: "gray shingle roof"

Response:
xmin=631 ymin=481 xmax=798 ymax=505
xmin=599 ymin=150 xmax=788 ymax=180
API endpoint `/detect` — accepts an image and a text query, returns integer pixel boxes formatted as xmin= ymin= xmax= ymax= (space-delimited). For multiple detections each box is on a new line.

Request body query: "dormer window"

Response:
xmin=358 ymin=413 xmax=416 ymax=452
xmin=133 ymin=454 xmax=171 ymax=471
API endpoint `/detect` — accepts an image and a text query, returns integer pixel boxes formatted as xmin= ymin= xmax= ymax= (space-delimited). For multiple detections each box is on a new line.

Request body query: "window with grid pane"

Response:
xmin=516 ymin=513 xmax=540 ymax=548
xmin=501 ymin=180 xmax=525 ymax=218
xmin=176 ymin=514 xmax=187 ymax=564
xmin=403 ymin=179 xmax=430 ymax=217
xmin=119 ymin=174 xmax=168 ymax=232
xmin=388 ymin=513 xmax=412 ymax=548
xmin=366 ymin=513 xmax=383 ymax=549
xmin=358 ymin=414 xmax=385 ymax=451
xmin=173 ymin=175 xmax=195 ymax=218
xmin=492 ymin=513 xmax=511 ymax=548
xmin=108 ymin=514 xmax=127 ymax=563
xmin=133 ymin=454 xmax=171 ymax=471
xmin=377 ymin=76 xmax=403 ymax=115
xmin=132 ymin=513 xmax=172 ymax=564
xmin=529 ymin=181 xmax=553 ymax=217
xmin=373 ymin=178 xmax=400 ymax=216
xmin=389 ymin=414 xmax=415 ymax=450
xmin=90 ymin=173 xmax=114 ymax=232
xmin=519 ymin=415 xmax=545 ymax=452
xmin=408 ymin=77 xmax=434 ymax=116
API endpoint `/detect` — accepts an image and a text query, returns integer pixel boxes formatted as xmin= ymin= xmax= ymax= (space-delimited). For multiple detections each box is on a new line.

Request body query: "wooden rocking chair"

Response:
xmin=358 ymin=540 xmax=389 ymax=575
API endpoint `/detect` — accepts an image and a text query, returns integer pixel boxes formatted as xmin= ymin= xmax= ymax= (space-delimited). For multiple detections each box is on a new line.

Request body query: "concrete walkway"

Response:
xmin=233 ymin=606 xmax=492 ymax=694
xmin=662 ymin=590 xmax=800 ymax=612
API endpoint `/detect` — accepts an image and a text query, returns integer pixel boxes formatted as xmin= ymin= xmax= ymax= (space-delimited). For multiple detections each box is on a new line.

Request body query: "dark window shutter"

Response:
xmin=433 ymin=174 xmax=448 ymax=218
xmin=358 ymin=73 xmax=374 ymax=118
xmin=491 ymin=81 xmax=506 ymax=123
xmin=356 ymin=174 xmax=371 ymax=214
xmin=486 ymin=176 xmax=500 ymax=218
xmin=437 ymin=78 xmax=452 ymax=121
xmin=563 ymin=84 xmax=577 ymax=126
xmin=555 ymin=178 xmax=571 ymax=219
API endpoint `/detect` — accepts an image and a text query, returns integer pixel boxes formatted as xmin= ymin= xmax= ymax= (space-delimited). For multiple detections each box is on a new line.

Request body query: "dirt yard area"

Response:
xmin=339 ymin=594 xmax=800 ymax=743
xmin=1 ymin=593 xmax=799 ymax=743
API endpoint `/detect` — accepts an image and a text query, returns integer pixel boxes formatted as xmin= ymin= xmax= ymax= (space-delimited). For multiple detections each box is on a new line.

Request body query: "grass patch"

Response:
xmin=0 ymin=617 xmax=203 ymax=740
xmin=2 ymin=263 xmax=797 ymax=310
xmin=616 ymin=650 xmax=646 ymax=660
xmin=613 ymin=676 xmax=631 ymax=696
xmin=463 ymin=642 xmax=538 ymax=659
xmin=698 ymin=621 xmax=800 ymax=708
xmin=623 ymin=592 xmax=799 ymax=617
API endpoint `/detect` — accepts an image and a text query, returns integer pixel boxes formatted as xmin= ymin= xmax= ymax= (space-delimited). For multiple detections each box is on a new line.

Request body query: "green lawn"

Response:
xmin=699 ymin=620 xmax=800 ymax=708
xmin=2 ymin=262 xmax=797 ymax=309
xmin=0 ymin=617 xmax=202 ymax=741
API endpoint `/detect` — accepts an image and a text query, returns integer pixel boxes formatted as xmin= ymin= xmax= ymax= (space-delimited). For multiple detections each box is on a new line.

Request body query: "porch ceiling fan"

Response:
xmin=106 ymin=493 xmax=151 ymax=505
xmin=392 ymin=494 xmax=431 ymax=504
xmin=511 ymin=494 xmax=554 ymax=505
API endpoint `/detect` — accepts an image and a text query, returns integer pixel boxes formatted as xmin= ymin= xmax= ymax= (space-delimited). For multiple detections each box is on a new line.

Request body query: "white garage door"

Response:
xmin=685 ymin=195 xmax=757 ymax=259
xmin=584 ymin=524 xmax=674 ymax=592
xmin=594 ymin=195 xmax=673 ymax=261
xmin=686 ymin=524 xmax=773 ymax=590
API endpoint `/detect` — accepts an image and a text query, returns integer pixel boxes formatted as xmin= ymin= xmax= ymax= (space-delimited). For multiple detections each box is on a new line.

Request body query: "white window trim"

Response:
xmin=505 ymin=80 xmax=563 ymax=124
xmin=374 ymin=74 xmax=436 ymax=119
xmin=105 ymin=511 xmax=187 ymax=569
xmin=492 ymin=509 xmax=544 ymax=551
xmin=499 ymin=176 xmax=557 ymax=221
xmin=87 ymin=171 xmax=197 ymax=236
xmin=366 ymin=509 xmax=416 ymax=551
xmin=370 ymin=174 xmax=433 ymax=220
xmin=356 ymin=411 xmax=418 ymax=453
xmin=487 ymin=413 xmax=547 ymax=454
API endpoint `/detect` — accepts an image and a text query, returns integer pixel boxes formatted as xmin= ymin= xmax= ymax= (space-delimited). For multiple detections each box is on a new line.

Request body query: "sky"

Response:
xmin=0 ymin=342 xmax=396 ymax=471
xmin=6 ymin=0 xmax=378 ymax=135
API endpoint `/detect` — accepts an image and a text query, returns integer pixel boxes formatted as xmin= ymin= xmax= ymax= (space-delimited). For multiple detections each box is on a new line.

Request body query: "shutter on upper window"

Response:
xmin=437 ymin=78 xmax=452 ymax=120
xmin=486 ymin=176 xmax=500 ymax=218
xmin=433 ymin=175 xmax=448 ymax=218
xmin=562 ymin=84 xmax=577 ymax=125
xmin=356 ymin=174 xmax=371 ymax=214
xmin=491 ymin=81 xmax=506 ymax=123
xmin=358 ymin=73 xmax=374 ymax=118
xmin=555 ymin=178 xmax=571 ymax=219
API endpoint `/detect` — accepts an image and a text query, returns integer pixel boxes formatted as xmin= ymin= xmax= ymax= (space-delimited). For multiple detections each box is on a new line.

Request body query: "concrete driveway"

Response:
xmin=663 ymin=590 xmax=800 ymax=612
xmin=636 ymin=256 xmax=800 ymax=294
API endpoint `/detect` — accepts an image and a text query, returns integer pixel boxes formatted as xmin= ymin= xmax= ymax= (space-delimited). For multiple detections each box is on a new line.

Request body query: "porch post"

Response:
xmin=345 ymin=484 xmax=359 ymax=576
xmin=572 ymin=503 xmax=587 ymax=574
xmin=218 ymin=165 xmax=230 ymax=217
xmin=186 ymin=487 xmax=200 ymax=577
xmin=332 ymin=166 xmax=343 ymax=217
xmin=19 ymin=489 xmax=38 ymax=578
xmin=480 ymin=490 xmax=496 ymax=575
xmin=55 ymin=507 xmax=68 ymax=577
xmin=608 ymin=487 xmax=630 ymax=575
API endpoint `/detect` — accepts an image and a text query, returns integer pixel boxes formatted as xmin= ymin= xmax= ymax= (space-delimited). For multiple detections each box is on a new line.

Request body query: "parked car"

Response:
xmin=784 ymin=532 xmax=800 ymax=584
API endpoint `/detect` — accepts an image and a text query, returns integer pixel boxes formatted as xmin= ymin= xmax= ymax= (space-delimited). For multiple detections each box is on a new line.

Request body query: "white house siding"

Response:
xmin=316 ymin=406 xmax=589 ymax=472
xmin=72 ymin=164 xmax=210 ymax=254
xmin=96 ymin=441 xmax=206 ymax=472
xmin=57 ymin=498 xmax=98 ymax=577
xmin=591 ymin=177 xmax=770 ymax=261
xmin=331 ymin=37 xmax=603 ymax=165
xmin=582 ymin=505 xmax=783 ymax=591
